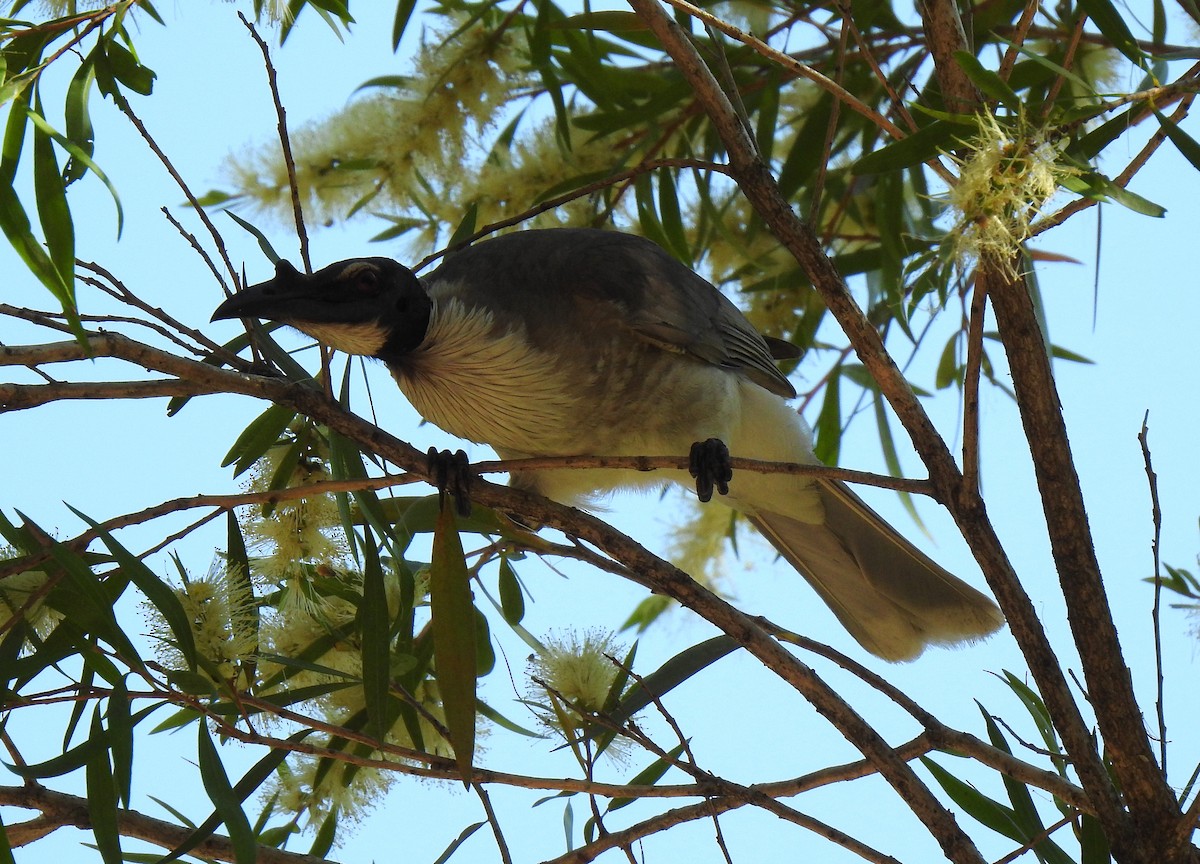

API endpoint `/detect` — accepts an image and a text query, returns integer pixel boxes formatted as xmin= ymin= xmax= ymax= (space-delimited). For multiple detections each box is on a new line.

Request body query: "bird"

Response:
xmin=212 ymin=227 xmax=1003 ymax=661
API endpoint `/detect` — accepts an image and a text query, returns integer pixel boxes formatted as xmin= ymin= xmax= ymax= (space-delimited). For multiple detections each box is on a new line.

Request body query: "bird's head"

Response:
xmin=211 ymin=257 xmax=432 ymax=360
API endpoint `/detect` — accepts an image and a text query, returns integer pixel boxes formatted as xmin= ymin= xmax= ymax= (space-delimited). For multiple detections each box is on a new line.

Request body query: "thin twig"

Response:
xmin=961 ymin=270 xmax=988 ymax=494
xmin=1138 ymin=414 xmax=1167 ymax=774
xmin=109 ymin=91 xmax=238 ymax=286
xmin=473 ymin=783 xmax=514 ymax=864
xmin=998 ymin=0 xmax=1040 ymax=84
xmin=239 ymin=13 xmax=311 ymax=275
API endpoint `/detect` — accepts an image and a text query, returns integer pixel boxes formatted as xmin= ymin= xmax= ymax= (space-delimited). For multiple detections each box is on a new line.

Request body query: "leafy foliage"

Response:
xmin=1 ymin=0 xmax=1198 ymax=862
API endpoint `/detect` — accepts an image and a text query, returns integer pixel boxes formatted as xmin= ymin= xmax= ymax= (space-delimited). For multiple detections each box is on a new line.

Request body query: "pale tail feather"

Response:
xmin=747 ymin=479 xmax=1004 ymax=662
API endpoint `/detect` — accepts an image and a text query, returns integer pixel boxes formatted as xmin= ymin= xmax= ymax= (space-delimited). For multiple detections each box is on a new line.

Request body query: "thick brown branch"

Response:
xmin=622 ymin=0 xmax=1132 ymax=856
xmin=915 ymin=0 xmax=980 ymax=114
xmin=0 ymin=783 xmax=337 ymax=864
xmin=982 ymin=261 xmax=1183 ymax=861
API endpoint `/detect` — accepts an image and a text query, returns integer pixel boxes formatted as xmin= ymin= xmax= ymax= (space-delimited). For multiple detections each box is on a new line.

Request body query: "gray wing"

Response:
xmin=426 ymin=228 xmax=797 ymax=398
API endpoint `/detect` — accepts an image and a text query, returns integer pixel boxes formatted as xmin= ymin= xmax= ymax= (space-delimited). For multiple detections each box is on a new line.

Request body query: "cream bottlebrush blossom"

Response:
xmin=225 ymin=18 xmax=528 ymax=226
xmin=528 ymin=629 xmax=628 ymax=731
xmin=404 ymin=118 xmax=632 ymax=249
xmin=0 ymin=557 xmax=61 ymax=641
xmin=270 ymin=751 xmax=394 ymax=833
xmin=946 ymin=112 xmax=1074 ymax=271
xmin=146 ymin=557 xmax=257 ymax=683
xmin=241 ymin=440 xmax=347 ymax=605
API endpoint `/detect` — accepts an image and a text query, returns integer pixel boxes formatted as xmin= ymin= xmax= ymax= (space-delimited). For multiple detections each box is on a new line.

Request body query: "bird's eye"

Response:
xmin=353 ymin=269 xmax=379 ymax=294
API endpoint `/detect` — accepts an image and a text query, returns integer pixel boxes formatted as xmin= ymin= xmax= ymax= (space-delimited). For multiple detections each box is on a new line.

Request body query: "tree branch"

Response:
xmin=0 ymin=783 xmax=338 ymax=864
xmin=982 ymin=261 xmax=1183 ymax=859
xmin=622 ymin=0 xmax=1132 ymax=855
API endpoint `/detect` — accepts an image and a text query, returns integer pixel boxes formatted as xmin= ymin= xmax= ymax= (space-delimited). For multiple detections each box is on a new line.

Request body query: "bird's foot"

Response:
xmin=426 ymin=447 xmax=473 ymax=518
xmin=688 ymin=438 xmax=732 ymax=503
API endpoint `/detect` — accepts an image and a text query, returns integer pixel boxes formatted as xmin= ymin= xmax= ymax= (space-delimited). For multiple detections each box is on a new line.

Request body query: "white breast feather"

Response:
xmin=294 ymin=320 xmax=389 ymax=356
xmin=393 ymin=299 xmax=580 ymax=453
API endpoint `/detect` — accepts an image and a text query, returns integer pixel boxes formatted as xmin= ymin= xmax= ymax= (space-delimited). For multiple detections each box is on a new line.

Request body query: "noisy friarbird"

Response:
xmin=212 ymin=228 xmax=1002 ymax=661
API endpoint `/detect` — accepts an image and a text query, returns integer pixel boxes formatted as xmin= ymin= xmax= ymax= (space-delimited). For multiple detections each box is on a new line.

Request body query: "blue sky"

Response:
xmin=3 ymin=3 xmax=1199 ymax=862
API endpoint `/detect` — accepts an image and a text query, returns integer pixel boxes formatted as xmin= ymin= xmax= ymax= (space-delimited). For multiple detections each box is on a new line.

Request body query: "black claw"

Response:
xmin=426 ymin=447 xmax=473 ymax=517
xmin=688 ymin=438 xmax=732 ymax=503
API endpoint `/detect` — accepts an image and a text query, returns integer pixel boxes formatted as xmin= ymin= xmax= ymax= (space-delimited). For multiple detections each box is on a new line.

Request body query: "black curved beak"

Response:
xmin=211 ymin=260 xmax=307 ymax=323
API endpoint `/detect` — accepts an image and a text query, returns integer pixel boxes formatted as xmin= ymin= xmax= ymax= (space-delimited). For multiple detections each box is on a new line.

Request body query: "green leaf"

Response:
xmin=222 ymin=403 xmax=296 ymax=475
xmin=25 ymin=102 xmax=122 ymax=235
xmin=30 ymin=94 xmax=74 ymax=289
xmin=852 ymin=121 xmax=968 ymax=175
xmin=358 ymin=526 xmax=391 ymax=742
xmin=1080 ymin=812 xmax=1112 ymax=863
xmin=604 ymin=636 xmax=737 ymax=729
xmin=1061 ymin=171 xmax=1166 ymax=217
xmin=935 ymin=332 xmax=961 ymax=390
xmin=1076 ymin=0 xmax=1146 ymax=67
xmin=430 ymin=496 xmax=477 ymax=783
xmin=45 ymin=538 xmax=142 ymax=668
xmin=108 ymin=678 xmax=134 ymax=808
xmin=163 ymin=730 xmax=308 ymax=862
xmin=196 ymin=724 xmax=256 ymax=864
xmin=226 ymin=210 xmax=281 ymax=263
xmin=101 ymin=38 xmax=156 ymax=95
xmin=391 ymin=0 xmax=419 ymax=49
xmin=309 ymin=810 xmax=337 ymax=858
xmin=1153 ymin=110 xmax=1200 ymax=173
xmin=447 ymin=202 xmax=478 ymax=250
xmin=84 ymin=518 xmax=198 ymax=671
xmin=225 ymin=512 xmax=257 ymax=677
xmin=553 ymin=11 xmax=648 ymax=30
xmin=813 ymin=366 xmax=841 ymax=465
xmin=0 ymin=93 xmax=80 ymax=337
xmin=922 ymin=756 xmax=1026 ymax=841
xmin=977 ymin=705 xmax=1075 ymax=864
xmin=607 ymin=743 xmax=686 ymax=811
xmin=475 ymin=699 xmax=542 ymax=738
xmin=86 ymin=707 xmax=122 ymax=864
xmin=0 ymin=813 xmax=15 ymax=864
xmin=952 ymin=52 xmax=1020 ymax=110
xmin=431 ymin=821 xmax=485 ymax=864
xmin=497 ymin=556 xmax=525 ymax=624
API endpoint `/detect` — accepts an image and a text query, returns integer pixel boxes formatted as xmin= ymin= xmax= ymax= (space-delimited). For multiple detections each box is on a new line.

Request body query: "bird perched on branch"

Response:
xmin=212 ymin=228 xmax=1002 ymax=661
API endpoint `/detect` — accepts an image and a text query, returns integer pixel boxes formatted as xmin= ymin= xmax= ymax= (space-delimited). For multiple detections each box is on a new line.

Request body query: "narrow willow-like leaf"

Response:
xmin=0 ymin=813 xmax=14 ymax=864
xmin=1154 ymin=109 xmax=1200 ymax=173
xmin=497 ymin=556 xmax=525 ymax=624
xmin=447 ymin=201 xmax=478 ymax=250
xmin=604 ymin=636 xmax=737 ymax=728
xmin=162 ymin=730 xmax=308 ymax=862
xmin=431 ymin=495 xmax=477 ymax=783
xmin=952 ymin=51 xmax=1020 ymax=110
xmin=85 ymin=707 xmax=122 ymax=864
xmin=852 ymin=121 xmax=966 ymax=175
xmin=392 ymin=0 xmax=419 ymax=48
xmin=921 ymin=756 xmax=1026 ymax=841
xmin=812 ymin=365 xmax=842 ymax=465
xmin=222 ymin=402 xmax=295 ymax=475
xmin=431 ymin=821 xmax=486 ymax=864
xmin=308 ymin=810 xmax=337 ymax=858
xmin=30 ymin=93 xmax=73 ymax=290
xmin=553 ymin=10 xmax=647 ymax=30
xmin=977 ymin=704 xmax=1075 ymax=864
xmin=226 ymin=210 xmax=281 ymax=263
xmin=358 ymin=526 xmax=391 ymax=742
xmin=108 ymin=677 xmax=133 ymax=809
xmin=1076 ymin=0 xmax=1146 ymax=67
xmin=607 ymin=742 xmax=687 ymax=811
xmin=195 ymin=724 xmax=256 ymax=864
xmin=45 ymin=540 xmax=142 ymax=668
